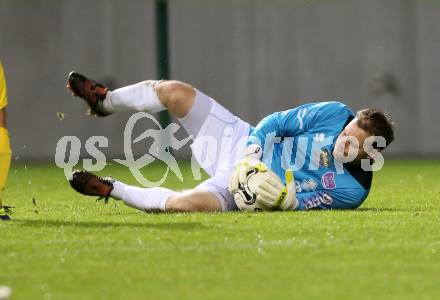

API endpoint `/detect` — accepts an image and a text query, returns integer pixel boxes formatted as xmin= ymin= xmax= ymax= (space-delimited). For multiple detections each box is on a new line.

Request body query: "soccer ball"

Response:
xmin=232 ymin=168 xmax=268 ymax=212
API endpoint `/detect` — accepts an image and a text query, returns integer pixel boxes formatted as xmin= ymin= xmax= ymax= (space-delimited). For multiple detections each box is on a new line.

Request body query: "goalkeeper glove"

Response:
xmin=254 ymin=169 xmax=298 ymax=210
xmin=229 ymin=144 xmax=298 ymax=211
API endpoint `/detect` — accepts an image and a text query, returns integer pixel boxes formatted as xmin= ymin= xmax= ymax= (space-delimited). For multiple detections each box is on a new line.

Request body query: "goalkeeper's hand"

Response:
xmin=228 ymin=144 xmax=298 ymax=211
xmin=254 ymin=169 xmax=298 ymax=211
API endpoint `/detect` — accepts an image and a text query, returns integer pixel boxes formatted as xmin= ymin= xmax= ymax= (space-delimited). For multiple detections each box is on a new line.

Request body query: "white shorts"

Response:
xmin=178 ymin=90 xmax=251 ymax=211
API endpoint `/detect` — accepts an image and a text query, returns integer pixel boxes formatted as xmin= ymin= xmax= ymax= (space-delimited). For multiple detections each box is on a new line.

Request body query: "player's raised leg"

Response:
xmin=69 ymin=170 xmax=222 ymax=212
xmin=67 ymin=72 xmax=196 ymax=119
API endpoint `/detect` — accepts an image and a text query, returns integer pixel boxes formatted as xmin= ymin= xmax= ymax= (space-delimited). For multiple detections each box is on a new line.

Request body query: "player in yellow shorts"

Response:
xmin=0 ymin=62 xmax=12 ymax=220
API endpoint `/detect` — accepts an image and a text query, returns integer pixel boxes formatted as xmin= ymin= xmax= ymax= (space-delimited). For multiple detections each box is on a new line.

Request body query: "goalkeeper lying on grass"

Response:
xmin=66 ymin=72 xmax=394 ymax=212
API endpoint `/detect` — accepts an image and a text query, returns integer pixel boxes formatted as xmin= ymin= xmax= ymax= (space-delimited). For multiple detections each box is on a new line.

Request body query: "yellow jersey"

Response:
xmin=0 ymin=62 xmax=8 ymax=109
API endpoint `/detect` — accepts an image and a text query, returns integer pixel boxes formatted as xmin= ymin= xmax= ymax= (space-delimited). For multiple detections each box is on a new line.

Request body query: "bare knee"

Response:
xmin=165 ymin=190 xmax=222 ymax=212
xmin=156 ymin=80 xmax=196 ymax=118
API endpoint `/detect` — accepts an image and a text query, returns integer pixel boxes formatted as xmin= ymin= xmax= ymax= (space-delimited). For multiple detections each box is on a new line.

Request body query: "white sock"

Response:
xmin=103 ymin=80 xmax=166 ymax=113
xmin=110 ymin=181 xmax=176 ymax=212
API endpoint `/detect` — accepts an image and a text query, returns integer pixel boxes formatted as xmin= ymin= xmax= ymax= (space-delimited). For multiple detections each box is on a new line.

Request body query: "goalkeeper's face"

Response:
xmin=333 ymin=118 xmax=371 ymax=164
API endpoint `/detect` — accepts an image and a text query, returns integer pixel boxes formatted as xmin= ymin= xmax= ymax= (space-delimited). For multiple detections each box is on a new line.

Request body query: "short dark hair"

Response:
xmin=356 ymin=108 xmax=394 ymax=150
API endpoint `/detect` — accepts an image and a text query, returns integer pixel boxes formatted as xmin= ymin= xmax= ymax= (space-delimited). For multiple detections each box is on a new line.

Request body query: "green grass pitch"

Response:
xmin=1 ymin=160 xmax=439 ymax=299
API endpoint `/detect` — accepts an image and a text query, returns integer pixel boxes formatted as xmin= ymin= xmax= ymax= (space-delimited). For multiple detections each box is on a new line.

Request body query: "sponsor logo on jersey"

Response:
xmin=321 ymin=172 xmax=336 ymax=189
xmin=304 ymin=192 xmax=333 ymax=209
xmin=302 ymin=179 xmax=318 ymax=192
xmin=321 ymin=193 xmax=333 ymax=205
xmin=295 ymin=179 xmax=318 ymax=193
xmin=320 ymin=148 xmax=330 ymax=168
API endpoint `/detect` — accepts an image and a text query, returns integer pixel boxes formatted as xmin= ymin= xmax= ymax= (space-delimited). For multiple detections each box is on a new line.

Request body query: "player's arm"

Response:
xmin=247 ymin=104 xmax=312 ymax=150
xmin=248 ymin=101 xmax=353 ymax=149
xmin=237 ymin=102 xmax=325 ymax=176
xmin=231 ymin=104 xmax=313 ymax=187
xmin=228 ymin=105 xmax=313 ymax=210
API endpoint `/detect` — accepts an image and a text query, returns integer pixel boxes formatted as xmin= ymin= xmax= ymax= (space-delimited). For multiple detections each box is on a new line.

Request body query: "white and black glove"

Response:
xmin=253 ymin=168 xmax=297 ymax=210
xmin=229 ymin=144 xmax=298 ymax=211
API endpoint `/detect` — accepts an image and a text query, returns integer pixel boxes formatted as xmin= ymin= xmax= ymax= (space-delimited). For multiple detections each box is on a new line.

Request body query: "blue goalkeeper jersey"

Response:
xmin=247 ymin=101 xmax=372 ymax=210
